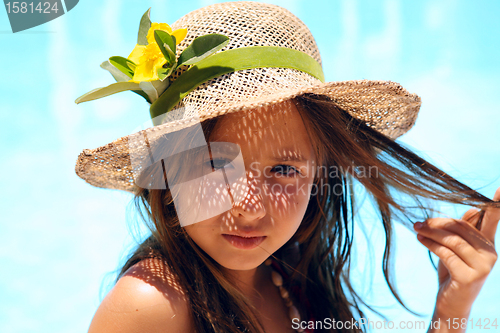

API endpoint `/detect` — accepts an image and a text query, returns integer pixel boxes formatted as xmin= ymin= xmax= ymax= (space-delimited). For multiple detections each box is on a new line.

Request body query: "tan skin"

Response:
xmin=88 ymin=101 xmax=499 ymax=333
xmin=415 ymin=188 xmax=500 ymax=333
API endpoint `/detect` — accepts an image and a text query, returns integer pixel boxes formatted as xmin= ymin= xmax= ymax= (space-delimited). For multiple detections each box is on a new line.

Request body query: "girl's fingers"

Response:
xmin=416 ymin=229 xmax=496 ymax=284
xmin=416 ymin=234 xmax=470 ymax=273
xmin=461 ymin=208 xmax=481 ymax=226
xmin=480 ymin=187 xmax=500 ymax=244
xmin=415 ymin=221 xmax=482 ymax=268
xmin=418 ymin=218 xmax=494 ymax=250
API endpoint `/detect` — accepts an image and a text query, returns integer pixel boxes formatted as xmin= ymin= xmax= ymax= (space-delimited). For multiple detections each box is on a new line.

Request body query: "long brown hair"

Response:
xmin=114 ymin=94 xmax=498 ymax=332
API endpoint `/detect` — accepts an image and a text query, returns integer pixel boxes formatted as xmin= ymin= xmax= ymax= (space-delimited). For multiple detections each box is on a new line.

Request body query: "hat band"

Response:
xmin=149 ymin=46 xmax=325 ymax=123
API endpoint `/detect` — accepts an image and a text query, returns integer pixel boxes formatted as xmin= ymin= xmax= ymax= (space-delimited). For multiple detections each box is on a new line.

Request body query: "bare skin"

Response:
xmin=416 ymin=188 xmax=500 ymax=333
xmin=88 ymin=258 xmax=195 ymax=333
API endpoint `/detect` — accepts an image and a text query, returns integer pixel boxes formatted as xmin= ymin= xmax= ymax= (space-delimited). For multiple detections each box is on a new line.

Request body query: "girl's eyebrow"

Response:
xmin=269 ymin=152 xmax=308 ymax=163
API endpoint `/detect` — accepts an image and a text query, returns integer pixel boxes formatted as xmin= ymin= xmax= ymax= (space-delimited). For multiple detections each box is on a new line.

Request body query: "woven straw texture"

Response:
xmin=75 ymin=1 xmax=421 ymax=192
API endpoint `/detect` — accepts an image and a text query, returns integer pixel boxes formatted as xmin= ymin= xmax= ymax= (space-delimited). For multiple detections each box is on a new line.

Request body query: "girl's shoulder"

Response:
xmin=87 ymin=257 xmax=194 ymax=333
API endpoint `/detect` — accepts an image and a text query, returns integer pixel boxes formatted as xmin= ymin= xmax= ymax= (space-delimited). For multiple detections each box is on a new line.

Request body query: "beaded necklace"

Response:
xmin=264 ymin=258 xmax=305 ymax=333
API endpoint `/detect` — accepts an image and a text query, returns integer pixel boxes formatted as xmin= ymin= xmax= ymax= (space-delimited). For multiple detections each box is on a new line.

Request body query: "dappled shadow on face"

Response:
xmin=177 ymin=100 xmax=316 ymax=235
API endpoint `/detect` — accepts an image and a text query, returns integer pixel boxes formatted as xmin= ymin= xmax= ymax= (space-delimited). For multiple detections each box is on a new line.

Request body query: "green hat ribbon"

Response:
xmin=149 ymin=46 xmax=325 ymax=123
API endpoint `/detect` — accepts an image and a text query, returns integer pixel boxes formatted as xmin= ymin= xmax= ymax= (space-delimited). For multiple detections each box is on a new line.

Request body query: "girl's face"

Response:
xmin=184 ymin=101 xmax=316 ymax=271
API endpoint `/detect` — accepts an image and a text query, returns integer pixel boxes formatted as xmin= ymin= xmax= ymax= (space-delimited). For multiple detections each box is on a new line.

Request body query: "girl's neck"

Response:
xmin=221 ymin=263 xmax=271 ymax=300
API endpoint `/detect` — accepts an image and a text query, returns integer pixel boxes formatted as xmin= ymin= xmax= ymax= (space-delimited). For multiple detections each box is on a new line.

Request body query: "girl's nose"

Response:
xmin=229 ymin=171 xmax=266 ymax=221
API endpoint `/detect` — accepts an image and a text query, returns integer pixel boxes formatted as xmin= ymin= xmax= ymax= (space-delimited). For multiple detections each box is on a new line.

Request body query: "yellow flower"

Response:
xmin=127 ymin=44 xmax=146 ymax=65
xmin=127 ymin=22 xmax=188 ymax=83
xmin=128 ymin=43 xmax=167 ymax=82
xmin=146 ymin=23 xmax=187 ymax=45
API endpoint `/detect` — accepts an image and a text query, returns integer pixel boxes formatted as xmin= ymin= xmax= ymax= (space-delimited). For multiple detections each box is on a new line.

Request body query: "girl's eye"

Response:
xmin=205 ymin=157 xmax=233 ymax=170
xmin=272 ymin=164 xmax=300 ymax=177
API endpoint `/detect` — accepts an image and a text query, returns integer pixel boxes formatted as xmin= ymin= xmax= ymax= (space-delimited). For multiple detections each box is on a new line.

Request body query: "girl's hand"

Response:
xmin=413 ymin=187 xmax=500 ymax=330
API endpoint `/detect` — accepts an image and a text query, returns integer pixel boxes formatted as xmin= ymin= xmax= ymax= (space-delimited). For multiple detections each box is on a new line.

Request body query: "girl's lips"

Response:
xmin=222 ymin=234 xmax=266 ymax=249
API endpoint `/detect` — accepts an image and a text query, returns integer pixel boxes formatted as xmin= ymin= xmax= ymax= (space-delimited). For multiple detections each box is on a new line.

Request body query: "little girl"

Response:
xmin=75 ymin=2 xmax=500 ymax=332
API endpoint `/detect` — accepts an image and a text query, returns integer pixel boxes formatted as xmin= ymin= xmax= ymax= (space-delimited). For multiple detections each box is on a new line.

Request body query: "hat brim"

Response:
xmin=75 ymin=79 xmax=421 ymax=192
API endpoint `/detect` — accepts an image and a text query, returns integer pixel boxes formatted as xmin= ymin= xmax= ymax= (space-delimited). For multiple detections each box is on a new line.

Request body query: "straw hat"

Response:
xmin=75 ymin=1 xmax=421 ymax=193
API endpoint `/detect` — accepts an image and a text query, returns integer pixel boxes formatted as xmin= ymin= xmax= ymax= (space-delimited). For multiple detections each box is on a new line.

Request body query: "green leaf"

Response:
xmin=139 ymin=79 xmax=170 ymax=104
xmin=127 ymin=60 xmax=136 ymax=71
xmin=154 ymin=30 xmax=176 ymax=64
xmin=75 ymin=81 xmax=141 ymax=104
xmin=177 ymin=34 xmax=229 ymax=67
xmin=132 ymin=90 xmax=151 ymax=103
xmin=108 ymin=56 xmax=135 ymax=78
xmin=157 ymin=68 xmax=168 ymax=81
xmin=137 ymin=8 xmax=152 ymax=45
xmin=100 ymin=60 xmax=131 ymax=82
xmin=157 ymin=63 xmax=177 ymax=81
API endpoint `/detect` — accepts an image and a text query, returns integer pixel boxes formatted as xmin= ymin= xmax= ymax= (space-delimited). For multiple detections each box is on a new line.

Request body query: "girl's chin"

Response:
xmin=221 ymin=264 xmax=261 ymax=271
xmin=216 ymin=255 xmax=269 ymax=271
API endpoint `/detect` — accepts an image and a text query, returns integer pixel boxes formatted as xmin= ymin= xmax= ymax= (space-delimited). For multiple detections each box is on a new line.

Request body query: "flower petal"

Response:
xmin=128 ymin=44 xmax=146 ymax=64
xmin=131 ymin=56 xmax=167 ymax=83
xmin=147 ymin=22 xmax=173 ymax=44
xmin=153 ymin=57 xmax=167 ymax=72
xmin=131 ymin=61 xmax=155 ymax=82
xmin=172 ymin=29 xmax=187 ymax=45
